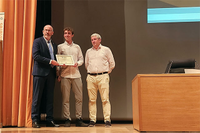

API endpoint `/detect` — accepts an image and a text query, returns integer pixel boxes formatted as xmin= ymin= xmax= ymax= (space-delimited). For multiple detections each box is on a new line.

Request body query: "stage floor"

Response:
xmin=1 ymin=124 xmax=200 ymax=133
xmin=0 ymin=124 xmax=137 ymax=133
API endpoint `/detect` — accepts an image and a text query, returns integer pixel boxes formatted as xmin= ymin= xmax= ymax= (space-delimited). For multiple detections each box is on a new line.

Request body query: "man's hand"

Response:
xmin=51 ymin=60 xmax=59 ymax=66
xmin=73 ymin=63 xmax=78 ymax=67
xmin=57 ymin=76 xmax=61 ymax=82
xmin=60 ymin=64 xmax=68 ymax=68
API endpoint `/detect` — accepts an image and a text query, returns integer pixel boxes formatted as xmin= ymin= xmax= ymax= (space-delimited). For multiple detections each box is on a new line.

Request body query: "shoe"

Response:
xmin=32 ymin=121 xmax=40 ymax=128
xmin=46 ymin=121 xmax=60 ymax=127
xmin=105 ymin=121 xmax=111 ymax=127
xmin=76 ymin=118 xmax=88 ymax=127
xmin=64 ymin=119 xmax=71 ymax=127
xmin=88 ymin=121 xmax=95 ymax=127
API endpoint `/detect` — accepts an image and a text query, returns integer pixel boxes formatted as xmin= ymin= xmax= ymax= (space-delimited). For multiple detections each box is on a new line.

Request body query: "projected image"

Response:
xmin=147 ymin=0 xmax=200 ymax=23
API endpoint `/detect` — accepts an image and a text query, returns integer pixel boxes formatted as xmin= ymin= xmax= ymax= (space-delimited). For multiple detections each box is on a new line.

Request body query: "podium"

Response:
xmin=132 ymin=74 xmax=200 ymax=131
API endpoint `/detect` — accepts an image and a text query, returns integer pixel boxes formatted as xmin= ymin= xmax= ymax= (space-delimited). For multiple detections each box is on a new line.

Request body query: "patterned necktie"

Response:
xmin=48 ymin=41 xmax=55 ymax=60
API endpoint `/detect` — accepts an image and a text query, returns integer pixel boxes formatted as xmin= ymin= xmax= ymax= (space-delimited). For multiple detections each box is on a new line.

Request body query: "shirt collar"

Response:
xmin=92 ymin=44 xmax=102 ymax=50
xmin=43 ymin=37 xmax=51 ymax=43
xmin=65 ymin=41 xmax=73 ymax=46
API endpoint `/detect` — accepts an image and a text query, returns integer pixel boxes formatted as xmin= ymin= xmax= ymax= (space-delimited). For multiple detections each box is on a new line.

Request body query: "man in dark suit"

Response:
xmin=32 ymin=25 xmax=60 ymax=128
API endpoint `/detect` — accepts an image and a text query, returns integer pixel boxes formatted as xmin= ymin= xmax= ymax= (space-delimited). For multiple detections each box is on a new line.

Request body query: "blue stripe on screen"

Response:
xmin=147 ymin=7 xmax=200 ymax=23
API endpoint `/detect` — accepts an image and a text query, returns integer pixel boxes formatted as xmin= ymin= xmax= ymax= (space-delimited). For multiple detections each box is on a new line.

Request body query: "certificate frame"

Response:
xmin=56 ymin=55 xmax=74 ymax=65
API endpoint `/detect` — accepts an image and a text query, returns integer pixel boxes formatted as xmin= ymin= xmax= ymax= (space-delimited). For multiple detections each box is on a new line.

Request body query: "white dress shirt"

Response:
xmin=85 ymin=44 xmax=115 ymax=73
xmin=57 ymin=41 xmax=83 ymax=78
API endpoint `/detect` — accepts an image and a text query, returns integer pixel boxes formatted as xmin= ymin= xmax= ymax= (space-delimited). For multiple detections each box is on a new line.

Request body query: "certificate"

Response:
xmin=56 ymin=55 xmax=74 ymax=65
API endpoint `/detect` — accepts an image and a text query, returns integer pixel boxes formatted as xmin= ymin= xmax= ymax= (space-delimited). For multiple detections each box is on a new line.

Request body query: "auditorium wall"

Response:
xmin=51 ymin=0 xmax=200 ymax=121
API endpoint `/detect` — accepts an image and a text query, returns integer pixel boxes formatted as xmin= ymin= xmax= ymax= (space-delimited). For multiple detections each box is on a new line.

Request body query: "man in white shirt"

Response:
xmin=57 ymin=27 xmax=87 ymax=127
xmin=85 ymin=33 xmax=115 ymax=127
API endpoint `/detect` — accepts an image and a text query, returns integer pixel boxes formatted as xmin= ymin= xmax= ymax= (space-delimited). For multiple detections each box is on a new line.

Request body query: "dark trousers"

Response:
xmin=31 ymin=68 xmax=55 ymax=122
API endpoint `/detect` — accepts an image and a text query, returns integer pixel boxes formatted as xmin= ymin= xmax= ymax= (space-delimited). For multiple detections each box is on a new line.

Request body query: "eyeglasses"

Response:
xmin=44 ymin=29 xmax=52 ymax=32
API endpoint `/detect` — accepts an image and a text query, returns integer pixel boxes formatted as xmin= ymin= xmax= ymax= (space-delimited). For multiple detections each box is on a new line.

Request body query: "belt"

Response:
xmin=88 ymin=72 xmax=108 ymax=76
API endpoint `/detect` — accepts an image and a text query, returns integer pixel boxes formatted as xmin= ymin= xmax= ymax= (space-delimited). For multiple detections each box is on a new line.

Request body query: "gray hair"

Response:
xmin=43 ymin=25 xmax=54 ymax=32
xmin=91 ymin=33 xmax=101 ymax=39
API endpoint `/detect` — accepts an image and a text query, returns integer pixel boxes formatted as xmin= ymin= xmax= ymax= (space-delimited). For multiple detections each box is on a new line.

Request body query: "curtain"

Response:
xmin=0 ymin=0 xmax=37 ymax=127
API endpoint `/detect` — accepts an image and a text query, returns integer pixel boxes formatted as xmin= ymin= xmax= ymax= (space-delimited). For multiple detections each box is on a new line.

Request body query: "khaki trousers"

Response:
xmin=61 ymin=78 xmax=83 ymax=120
xmin=86 ymin=74 xmax=111 ymax=122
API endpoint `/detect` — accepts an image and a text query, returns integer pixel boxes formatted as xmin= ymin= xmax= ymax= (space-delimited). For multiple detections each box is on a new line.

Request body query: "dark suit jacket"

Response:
xmin=32 ymin=37 xmax=57 ymax=77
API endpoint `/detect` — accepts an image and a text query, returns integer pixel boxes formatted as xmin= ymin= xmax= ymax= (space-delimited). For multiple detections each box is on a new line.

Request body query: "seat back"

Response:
xmin=165 ymin=59 xmax=195 ymax=73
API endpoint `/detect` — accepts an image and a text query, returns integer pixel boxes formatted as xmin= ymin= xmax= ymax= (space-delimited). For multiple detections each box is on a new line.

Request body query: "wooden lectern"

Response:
xmin=132 ymin=74 xmax=200 ymax=131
